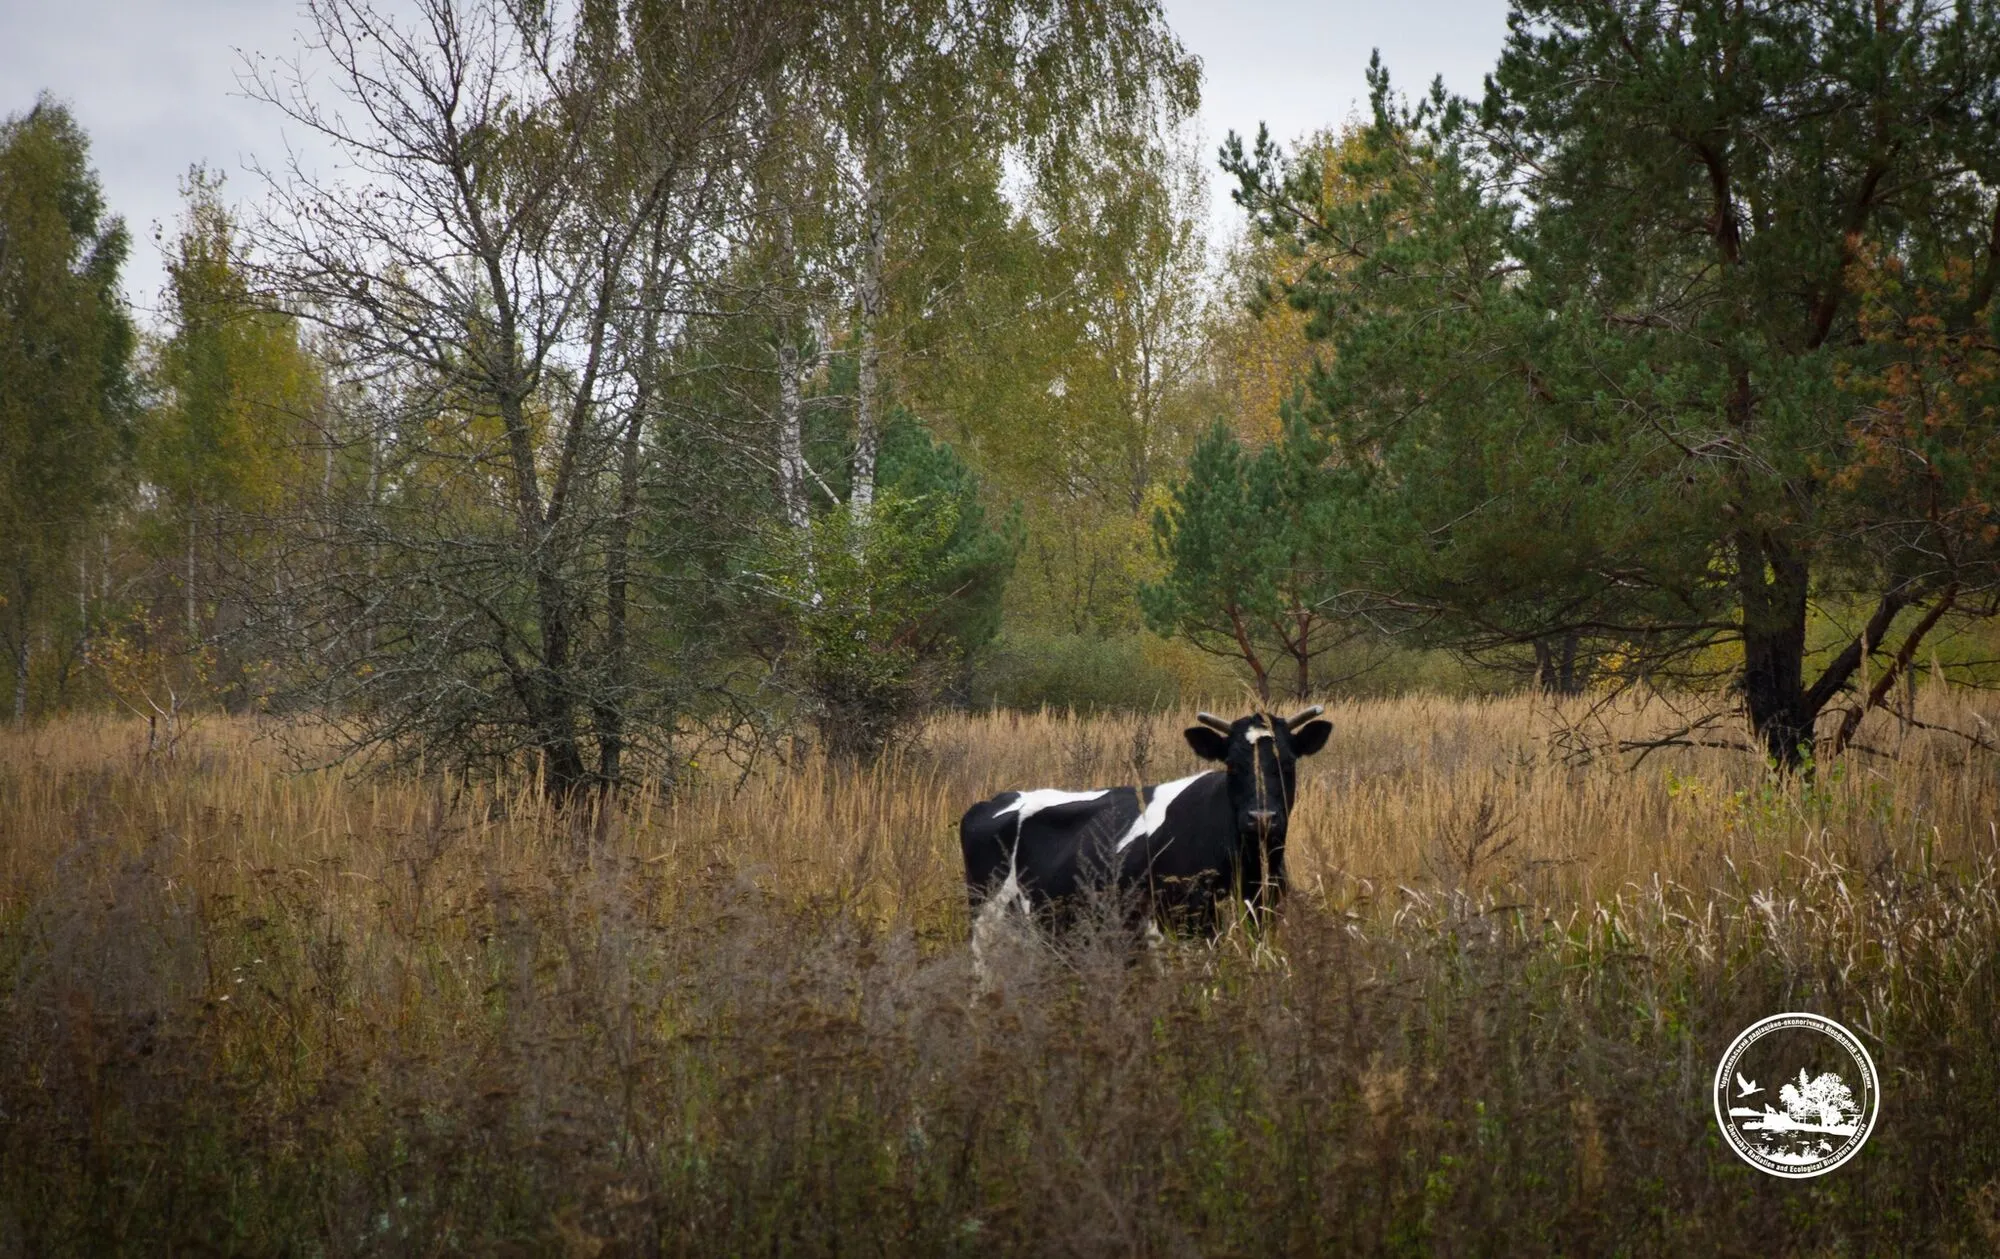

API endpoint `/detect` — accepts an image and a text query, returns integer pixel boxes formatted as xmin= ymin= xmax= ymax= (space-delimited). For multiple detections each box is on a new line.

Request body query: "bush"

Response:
xmin=967 ymin=630 xmax=1515 ymax=711
xmin=968 ymin=632 xmax=1237 ymax=711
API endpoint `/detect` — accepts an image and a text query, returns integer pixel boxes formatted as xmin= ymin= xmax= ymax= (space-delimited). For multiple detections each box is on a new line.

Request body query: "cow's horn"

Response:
xmin=1194 ymin=711 xmax=1232 ymax=733
xmin=1285 ymin=704 xmax=1325 ymax=729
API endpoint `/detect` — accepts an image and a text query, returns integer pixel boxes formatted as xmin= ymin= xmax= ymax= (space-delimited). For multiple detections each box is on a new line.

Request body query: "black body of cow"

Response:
xmin=959 ymin=710 xmax=1332 ymax=935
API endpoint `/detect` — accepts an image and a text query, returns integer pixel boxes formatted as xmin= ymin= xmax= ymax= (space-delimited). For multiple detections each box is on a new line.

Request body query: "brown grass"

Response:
xmin=3 ymin=696 xmax=1999 ymax=1254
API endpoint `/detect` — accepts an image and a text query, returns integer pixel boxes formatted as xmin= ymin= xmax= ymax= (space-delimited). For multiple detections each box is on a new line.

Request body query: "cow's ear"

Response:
xmin=1184 ymin=726 xmax=1231 ymax=761
xmin=1290 ymin=719 xmax=1333 ymax=757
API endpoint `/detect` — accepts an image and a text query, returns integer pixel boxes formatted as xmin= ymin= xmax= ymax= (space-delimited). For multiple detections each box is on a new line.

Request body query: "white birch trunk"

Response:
xmin=776 ymin=212 xmax=812 ymax=535
xmin=777 ymin=334 xmax=811 ymax=533
xmin=851 ymin=168 xmax=886 ymax=527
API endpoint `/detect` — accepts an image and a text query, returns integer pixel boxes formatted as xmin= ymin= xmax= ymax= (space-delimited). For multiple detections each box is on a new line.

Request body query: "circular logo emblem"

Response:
xmin=1714 ymin=1012 xmax=1878 ymax=1178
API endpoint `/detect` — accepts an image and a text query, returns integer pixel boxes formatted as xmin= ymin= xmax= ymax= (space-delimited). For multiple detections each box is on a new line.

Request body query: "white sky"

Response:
xmin=0 ymin=0 xmax=1514 ymax=327
xmin=1161 ymin=0 xmax=1514 ymax=241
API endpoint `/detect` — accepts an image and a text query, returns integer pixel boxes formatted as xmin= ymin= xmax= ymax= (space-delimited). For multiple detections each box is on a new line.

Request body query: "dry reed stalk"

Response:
xmin=3 ymin=695 xmax=1998 ymax=1254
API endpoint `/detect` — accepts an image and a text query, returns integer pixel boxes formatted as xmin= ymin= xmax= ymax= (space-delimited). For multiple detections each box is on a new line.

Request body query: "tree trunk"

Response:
xmin=596 ymin=227 xmax=676 ymax=795
xmin=777 ymin=332 xmax=810 ymax=532
xmin=1129 ymin=332 xmax=1156 ymax=514
xmin=1286 ymin=600 xmax=1313 ymax=701
xmin=1533 ymin=631 xmax=1586 ymax=696
xmin=186 ymin=505 xmax=199 ymax=644
xmin=1738 ymin=531 xmax=1814 ymax=767
xmin=851 ymin=167 xmax=886 ymax=527
xmin=497 ymin=382 xmax=588 ymax=802
xmin=775 ymin=211 xmax=812 ymax=535
xmin=529 ymin=559 xmax=587 ymax=800
xmin=1828 ymin=586 xmax=1956 ymax=755
xmin=1228 ymin=606 xmax=1271 ymax=705
xmin=530 ymin=610 xmax=587 ymax=799
xmin=597 ymin=404 xmax=643 ymax=792
xmin=11 ymin=635 xmax=26 ymax=724
xmin=73 ymin=549 xmax=89 ymax=694
xmin=9 ymin=571 xmax=31 ymax=723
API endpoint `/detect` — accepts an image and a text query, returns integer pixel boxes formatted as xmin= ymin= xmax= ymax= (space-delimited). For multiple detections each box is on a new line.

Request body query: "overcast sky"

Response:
xmin=0 ymin=0 xmax=1513 ymax=327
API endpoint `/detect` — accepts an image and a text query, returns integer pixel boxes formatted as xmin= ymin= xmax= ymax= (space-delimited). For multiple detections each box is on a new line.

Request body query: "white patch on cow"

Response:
xmin=973 ymin=864 xmax=1031 ymax=934
xmin=993 ymin=787 xmax=1109 ymax=821
xmin=1243 ymin=723 xmax=1272 ymax=743
xmin=1114 ymin=772 xmax=1214 ymax=852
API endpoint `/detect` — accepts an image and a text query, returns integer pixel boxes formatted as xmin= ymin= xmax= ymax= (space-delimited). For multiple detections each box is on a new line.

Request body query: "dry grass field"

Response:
xmin=5 ymin=696 xmax=2000 ymax=1255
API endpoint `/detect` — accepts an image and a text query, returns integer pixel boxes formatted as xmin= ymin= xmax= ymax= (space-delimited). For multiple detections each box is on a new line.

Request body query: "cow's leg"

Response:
xmin=1141 ymin=914 xmax=1167 ymax=975
xmin=971 ymin=865 xmax=1034 ymax=992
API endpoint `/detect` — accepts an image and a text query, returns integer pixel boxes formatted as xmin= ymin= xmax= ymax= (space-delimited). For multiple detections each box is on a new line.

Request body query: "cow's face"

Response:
xmin=1183 ymin=708 xmax=1333 ymax=851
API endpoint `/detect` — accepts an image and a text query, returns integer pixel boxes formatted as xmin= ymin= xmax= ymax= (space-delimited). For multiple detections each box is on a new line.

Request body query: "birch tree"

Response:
xmin=145 ymin=168 xmax=320 ymax=665
xmin=0 ymin=98 xmax=134 ymax=721
xmin=764 ymin=0 xmax=1199 ymax=532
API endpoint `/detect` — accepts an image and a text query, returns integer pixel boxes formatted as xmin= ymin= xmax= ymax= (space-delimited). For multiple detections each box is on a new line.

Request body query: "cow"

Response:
xmin=959 ymin=706 xmax=1333 ymax=957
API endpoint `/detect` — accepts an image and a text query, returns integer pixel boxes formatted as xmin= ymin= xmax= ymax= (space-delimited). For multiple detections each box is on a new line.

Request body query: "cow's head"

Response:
xmin=1184 ymin=706 xmax=1333 ymax=854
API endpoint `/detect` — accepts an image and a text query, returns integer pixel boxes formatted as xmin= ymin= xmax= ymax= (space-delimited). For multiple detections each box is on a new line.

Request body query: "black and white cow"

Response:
xmin=959 ymin=707 xmax=1333 ymax=945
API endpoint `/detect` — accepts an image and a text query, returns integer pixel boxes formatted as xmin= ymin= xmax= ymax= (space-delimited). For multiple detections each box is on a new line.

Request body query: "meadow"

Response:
xmin=4 ymin=695 xmax=2000 ymax=1255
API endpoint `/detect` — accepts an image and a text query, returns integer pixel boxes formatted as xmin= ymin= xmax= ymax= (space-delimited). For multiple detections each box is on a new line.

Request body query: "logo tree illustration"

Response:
xmin=1779 ymin=1070 xmax=1857 ymax=1128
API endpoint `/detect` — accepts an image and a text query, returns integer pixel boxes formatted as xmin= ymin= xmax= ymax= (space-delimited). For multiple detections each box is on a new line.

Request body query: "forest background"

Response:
xmin=7 ymin=0 xmax=2000 ymax=784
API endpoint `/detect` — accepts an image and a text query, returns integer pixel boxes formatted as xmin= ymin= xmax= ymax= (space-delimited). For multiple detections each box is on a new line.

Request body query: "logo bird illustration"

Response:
xmin=1735 ymin=1073 xmax=1763 ymax=1100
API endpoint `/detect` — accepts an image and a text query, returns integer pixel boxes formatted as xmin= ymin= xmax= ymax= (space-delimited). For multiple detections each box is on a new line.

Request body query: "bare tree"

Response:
xmin=243 ymin=0 xmax=802 ymax=799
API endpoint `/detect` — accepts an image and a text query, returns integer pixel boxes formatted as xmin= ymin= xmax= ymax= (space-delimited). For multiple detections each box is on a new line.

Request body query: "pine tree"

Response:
xmin=1142 ymin=416 xmax=1358 ymax=702
xmin=1230 ymin=2 xmax=2000 ymax=764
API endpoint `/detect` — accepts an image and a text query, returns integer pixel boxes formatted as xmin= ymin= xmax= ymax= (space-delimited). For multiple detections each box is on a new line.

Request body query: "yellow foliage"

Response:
xmin=1205 ymin=125 xmax=1388 ymax=444
xmin=147 ymin=168 xmax=320 ymax=515
xmin=84 ymin=615 xmax=214 ymax=755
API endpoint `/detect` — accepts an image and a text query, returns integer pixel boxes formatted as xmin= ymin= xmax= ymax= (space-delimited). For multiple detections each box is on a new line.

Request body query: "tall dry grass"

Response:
xmin=3 ymin=696 xmax=1999 ymax=1254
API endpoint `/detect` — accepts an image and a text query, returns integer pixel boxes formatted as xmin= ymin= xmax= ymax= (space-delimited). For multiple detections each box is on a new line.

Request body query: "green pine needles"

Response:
xmin=1214 ymin=1 xmax=2000 ymax=764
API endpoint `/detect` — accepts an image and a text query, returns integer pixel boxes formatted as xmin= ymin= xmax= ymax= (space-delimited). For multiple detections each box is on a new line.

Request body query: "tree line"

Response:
xmin=7 ymin=0 xmax=2000 ymax=782
xmin=3 ymin=0 xmax=1232 ymax=788
xmin=1164 ymin=0 xmax=2000 ymax=766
